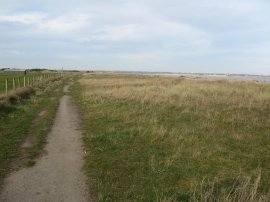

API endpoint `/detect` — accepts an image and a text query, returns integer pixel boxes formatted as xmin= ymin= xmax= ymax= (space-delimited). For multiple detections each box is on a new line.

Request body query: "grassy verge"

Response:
xmin=72 ymin=74 xmax=270 ymax=201
xmin=0 ymin=78 xmax=64 ymax=187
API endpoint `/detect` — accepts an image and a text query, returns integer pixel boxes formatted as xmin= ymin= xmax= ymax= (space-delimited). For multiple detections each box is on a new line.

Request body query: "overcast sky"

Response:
xmin=0 ymin=0 xmax=270 ymax=74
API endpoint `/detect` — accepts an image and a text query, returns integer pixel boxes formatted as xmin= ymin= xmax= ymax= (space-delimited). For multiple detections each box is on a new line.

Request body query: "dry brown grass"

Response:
xmin=189 ymin=172 xmax=270 ymax=202
xmin=0 ymin=87 xmax=35 ymax=108
xmin=80 ymin=74 xmax=270 ymax=109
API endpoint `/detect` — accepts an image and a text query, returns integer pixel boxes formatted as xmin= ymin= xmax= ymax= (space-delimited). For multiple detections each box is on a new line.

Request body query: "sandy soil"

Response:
xmin=0 ymin=85 xmax=90 ymax=202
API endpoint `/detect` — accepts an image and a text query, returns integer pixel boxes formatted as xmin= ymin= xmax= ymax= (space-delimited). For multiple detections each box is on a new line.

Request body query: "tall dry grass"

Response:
xmin=0 ymin=87 xmax=35 ymax=108
xmin=190 ymin=172 xmax=269 ymax=202
xmin=80 ymin=74 xmax=270 ymax=109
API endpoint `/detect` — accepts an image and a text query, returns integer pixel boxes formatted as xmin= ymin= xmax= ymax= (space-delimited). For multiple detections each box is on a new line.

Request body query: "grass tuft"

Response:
xmin=0 ymin=87 xmax=35 ymax=107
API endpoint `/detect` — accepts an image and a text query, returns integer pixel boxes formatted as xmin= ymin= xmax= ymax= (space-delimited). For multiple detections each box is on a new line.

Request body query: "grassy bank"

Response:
xmin=72 ymin=74 xmax=270 ymax=201
xmin=0 ymin=78 xmax=64 ymax=187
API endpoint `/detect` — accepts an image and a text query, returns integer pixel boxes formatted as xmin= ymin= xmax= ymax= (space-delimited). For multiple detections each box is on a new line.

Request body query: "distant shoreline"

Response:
xmin=90 ymin=70 xmax=270 ymax=83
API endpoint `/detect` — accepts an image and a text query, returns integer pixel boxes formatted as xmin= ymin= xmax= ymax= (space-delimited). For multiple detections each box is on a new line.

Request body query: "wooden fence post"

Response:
xmin=6 ymin=79 xmax=8 ymax=95
xmin=18 ymin=77 xmax=21 ymax=88
xmin=24 ymin=77 xmax=26 ymax=87
xmin=13 ymin=78 xmax=15 ymax=90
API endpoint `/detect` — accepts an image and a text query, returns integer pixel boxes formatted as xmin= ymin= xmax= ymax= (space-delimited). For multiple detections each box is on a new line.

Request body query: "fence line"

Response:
xmin=3 ymin=73 xmax=62 ymax=96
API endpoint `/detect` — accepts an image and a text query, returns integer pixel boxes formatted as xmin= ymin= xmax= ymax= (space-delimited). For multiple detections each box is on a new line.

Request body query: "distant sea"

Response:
xmin=95 ymin=71 xmax=270 ymax=83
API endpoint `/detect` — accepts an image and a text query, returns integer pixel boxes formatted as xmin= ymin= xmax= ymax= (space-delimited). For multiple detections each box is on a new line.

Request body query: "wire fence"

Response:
xmin=1 ymin=73 xmax=62 ymax=96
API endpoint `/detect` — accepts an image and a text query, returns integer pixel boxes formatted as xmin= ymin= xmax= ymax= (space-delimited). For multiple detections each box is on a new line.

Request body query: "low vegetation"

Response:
xmin=0 ymin=87 xmax=35 ymax=108
xmin=72 ymin=74 xmax=270 ymax=201
xmin=0 ymin=78 xmax=64 ymax=188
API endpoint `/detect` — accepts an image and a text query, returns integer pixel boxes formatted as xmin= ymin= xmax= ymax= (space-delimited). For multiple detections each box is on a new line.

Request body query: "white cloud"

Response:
xmin=80 ymin=19 xmax=207 ymax=43
xmin=0 ymin=12 xmax=92 ymax=34
xmin=215 ymin=0 xmax=261 ymax=15
xmin=38 ymin=14 xmax=91 ymax=33
xmin=0 ymin=12 xmax=46 ymax=24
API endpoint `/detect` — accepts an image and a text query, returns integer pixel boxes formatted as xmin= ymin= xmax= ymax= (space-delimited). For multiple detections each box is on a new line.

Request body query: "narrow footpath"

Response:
xmin=0 ymin=85 xmax=89 ymax=202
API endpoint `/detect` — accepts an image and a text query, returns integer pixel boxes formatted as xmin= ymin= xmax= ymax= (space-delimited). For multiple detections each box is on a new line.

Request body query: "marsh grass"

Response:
xmin=73 ymin=74 xmax=270 ymax=201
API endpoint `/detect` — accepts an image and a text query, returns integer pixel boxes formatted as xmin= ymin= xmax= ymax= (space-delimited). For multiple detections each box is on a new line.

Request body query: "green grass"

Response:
xmin=0 ymin=78 xmax=64 ymax=187
xmin=72 ymin=74 xmax=270 ymax=201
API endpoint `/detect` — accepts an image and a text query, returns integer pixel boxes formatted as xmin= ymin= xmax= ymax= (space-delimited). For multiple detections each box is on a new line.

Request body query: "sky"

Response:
xmin=0 ymin=0 xmax=270 ymax=74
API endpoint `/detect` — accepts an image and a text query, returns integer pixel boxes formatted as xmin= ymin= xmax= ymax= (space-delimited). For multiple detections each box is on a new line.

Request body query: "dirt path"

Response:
xmin=0 ymin=85 xmax=89 ymax=202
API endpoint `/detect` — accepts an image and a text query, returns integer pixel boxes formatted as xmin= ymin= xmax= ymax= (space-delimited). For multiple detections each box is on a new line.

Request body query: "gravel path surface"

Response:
xmin=0 ymin=85 xmax=89 ymax=202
